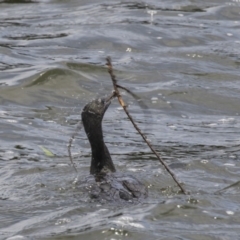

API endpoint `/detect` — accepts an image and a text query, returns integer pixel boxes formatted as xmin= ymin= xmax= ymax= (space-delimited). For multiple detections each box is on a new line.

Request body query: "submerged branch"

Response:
xmin=106 ymin=56 xmax=187 ymax=195
xmin=68 ymin=121 xmax=82 ymax=173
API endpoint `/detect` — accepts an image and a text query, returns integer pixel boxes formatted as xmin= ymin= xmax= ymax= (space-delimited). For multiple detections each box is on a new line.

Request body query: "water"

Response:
xmin=1 ymin=0 xmax=240 ymax=239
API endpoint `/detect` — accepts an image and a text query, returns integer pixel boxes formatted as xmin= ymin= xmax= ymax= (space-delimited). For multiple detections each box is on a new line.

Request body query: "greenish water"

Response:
xmin=1 ymin=0 xmax=240 ymax=239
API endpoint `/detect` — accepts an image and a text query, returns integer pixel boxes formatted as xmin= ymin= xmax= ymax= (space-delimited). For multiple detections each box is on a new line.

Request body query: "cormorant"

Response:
xmin=81 ymin=97 xmax=148 ymax=202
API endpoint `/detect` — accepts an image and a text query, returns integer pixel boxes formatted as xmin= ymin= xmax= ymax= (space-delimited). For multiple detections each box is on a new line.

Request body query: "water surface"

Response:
xmin=1 ymin=0 xmax=240 ymax=239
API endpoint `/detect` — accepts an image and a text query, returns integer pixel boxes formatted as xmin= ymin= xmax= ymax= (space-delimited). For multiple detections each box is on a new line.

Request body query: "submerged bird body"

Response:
xmin=81 ymin=98 xmax=147 ymax=202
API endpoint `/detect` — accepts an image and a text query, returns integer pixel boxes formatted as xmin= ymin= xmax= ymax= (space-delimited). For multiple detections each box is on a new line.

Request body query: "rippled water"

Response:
xmin=1 ymin=0 xmax=240 ymax=239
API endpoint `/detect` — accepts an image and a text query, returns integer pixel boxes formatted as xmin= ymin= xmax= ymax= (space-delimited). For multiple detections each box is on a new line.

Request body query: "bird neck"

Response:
xmin=86 ymin=122 xmax=116 ymax=175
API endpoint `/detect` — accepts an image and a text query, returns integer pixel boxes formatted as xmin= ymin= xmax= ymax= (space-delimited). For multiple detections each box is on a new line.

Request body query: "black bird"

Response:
xmin=81 ymin=97 xmax=148 ymax=202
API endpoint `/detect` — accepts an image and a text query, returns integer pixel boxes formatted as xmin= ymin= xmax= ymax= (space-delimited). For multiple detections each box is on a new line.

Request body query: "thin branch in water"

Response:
xmin=106 ymin=56 xmax=187 ymax=195
xmin=68 ymin=121 xmax=82 ymax=173
xmin=214 ymin=180 xmax=240 ymax=195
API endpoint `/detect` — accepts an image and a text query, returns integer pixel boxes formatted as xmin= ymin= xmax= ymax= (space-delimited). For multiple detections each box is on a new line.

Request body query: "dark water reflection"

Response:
xmin=1 ymin=0 xmax=240 ymax=239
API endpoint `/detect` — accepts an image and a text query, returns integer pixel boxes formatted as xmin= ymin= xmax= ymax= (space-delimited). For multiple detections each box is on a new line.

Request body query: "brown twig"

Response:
xmin=116 ymin=84 xmax=138 ymax=98
xmin=68 ymin=121 xmax=82 ymax=173
xmin=116 ymin=84 xmax=151 ymax=113
xmin=106 ymin=56 xmax=187 ymax=195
